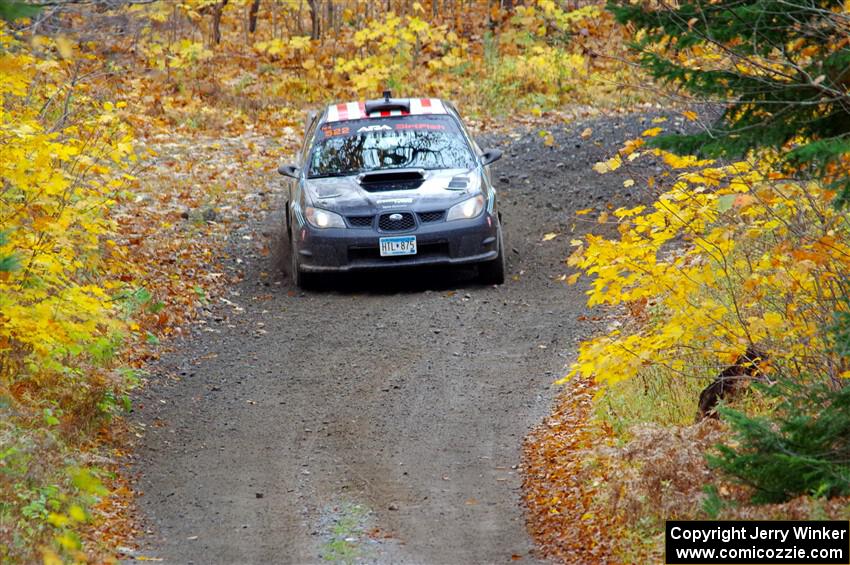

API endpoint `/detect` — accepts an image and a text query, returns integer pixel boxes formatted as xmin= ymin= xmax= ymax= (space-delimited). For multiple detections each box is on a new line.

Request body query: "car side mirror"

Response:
xmin=480 ymin=149 xmax=502 ymax=166
xmin=278 ymin=164 xmax=300 ymax=178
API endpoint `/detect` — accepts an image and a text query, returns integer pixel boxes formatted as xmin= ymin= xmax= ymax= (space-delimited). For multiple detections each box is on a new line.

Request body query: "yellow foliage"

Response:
xmin=0 ymin=25 xmax=134 ymax=383
xmin=516 ymin=0 xmax=601 ymax=35
xmin=563 ymin=143 xmax=850 ymax=386
xmin=335 ymin=13 xmax=462 ymax=96
xmin=0 ymin=40 xmax=137 ymax=555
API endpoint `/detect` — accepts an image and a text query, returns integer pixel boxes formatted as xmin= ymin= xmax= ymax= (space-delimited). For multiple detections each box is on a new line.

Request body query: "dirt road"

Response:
xmin=131 ymin=114 xmax=658 ymax=564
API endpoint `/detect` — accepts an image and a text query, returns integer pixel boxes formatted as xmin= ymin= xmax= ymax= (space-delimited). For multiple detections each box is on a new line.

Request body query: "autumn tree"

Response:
xmin=608 ymin=0 xmax=850 ymax=206
xmin=607 ymin=0 xmax=850 ymax=362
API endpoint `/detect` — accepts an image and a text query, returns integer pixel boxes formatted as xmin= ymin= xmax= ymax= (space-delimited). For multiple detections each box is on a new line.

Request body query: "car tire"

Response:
xmin=478 ymin=228 xmax=506 ymax=285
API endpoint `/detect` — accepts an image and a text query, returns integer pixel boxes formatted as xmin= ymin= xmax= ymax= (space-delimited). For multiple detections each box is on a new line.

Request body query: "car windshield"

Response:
xmin=307 ymin=115 xmax=476 ymax=178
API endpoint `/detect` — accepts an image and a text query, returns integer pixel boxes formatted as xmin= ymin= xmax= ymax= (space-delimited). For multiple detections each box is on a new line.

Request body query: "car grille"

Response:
xmin=417 ymin=210 xmax=445 ymax=223
xmin=378 ymin=212 xmax=416 ymax=231
xmin=347 ymin=215 xmax=374 ymax=228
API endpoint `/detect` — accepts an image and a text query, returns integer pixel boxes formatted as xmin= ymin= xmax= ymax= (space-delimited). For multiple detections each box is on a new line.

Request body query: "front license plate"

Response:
xmin=379 ymin=236 xmax=417 ymax=257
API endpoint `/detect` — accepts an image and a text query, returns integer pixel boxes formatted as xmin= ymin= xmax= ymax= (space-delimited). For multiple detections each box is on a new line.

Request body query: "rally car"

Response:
xmin=278 ymin=92 xmax=505 ymax=288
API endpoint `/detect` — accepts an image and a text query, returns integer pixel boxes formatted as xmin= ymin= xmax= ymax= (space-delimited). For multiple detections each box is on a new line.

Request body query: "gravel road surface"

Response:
xmin=131 ymin=112 xmax=665 ymax=564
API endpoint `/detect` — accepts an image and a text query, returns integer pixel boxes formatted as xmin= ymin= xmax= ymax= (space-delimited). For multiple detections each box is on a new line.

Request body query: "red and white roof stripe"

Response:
xmin=326 ymin=101 xmax=366 ymax=122
xmin=324 ymin=98 xmax=447 ymax=123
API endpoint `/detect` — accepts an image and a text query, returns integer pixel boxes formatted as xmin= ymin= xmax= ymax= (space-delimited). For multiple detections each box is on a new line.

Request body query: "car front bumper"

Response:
xmin=293 ymin=213 xmax=500 ymax=272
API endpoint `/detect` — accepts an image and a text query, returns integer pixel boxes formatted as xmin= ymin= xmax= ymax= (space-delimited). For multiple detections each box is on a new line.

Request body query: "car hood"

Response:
xmin=303 ymin=168 xmax=481 ymax=215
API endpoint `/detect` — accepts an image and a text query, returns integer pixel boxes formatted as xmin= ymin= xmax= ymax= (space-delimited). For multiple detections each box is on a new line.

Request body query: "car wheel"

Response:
xmin=479 ymin=228 xmax=506 ymax=285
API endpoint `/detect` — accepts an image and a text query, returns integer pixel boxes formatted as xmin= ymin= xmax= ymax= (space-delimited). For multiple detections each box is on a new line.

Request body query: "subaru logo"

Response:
xmin=389 ymin=213 xmax=403 ymax=221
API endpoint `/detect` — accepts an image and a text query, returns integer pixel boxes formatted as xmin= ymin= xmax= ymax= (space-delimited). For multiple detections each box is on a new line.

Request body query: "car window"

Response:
xmin=307 ymin=115 xmax=476 ymax=178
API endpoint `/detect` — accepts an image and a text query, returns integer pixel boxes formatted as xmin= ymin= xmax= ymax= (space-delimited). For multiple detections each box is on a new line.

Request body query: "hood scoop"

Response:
xmin=447 ymin=175 xmax=469 ymax=190
xmin=357 ymin=169 xmax=425 ymax=192
xmin=316 ymin=187 xmax=343 ymax=199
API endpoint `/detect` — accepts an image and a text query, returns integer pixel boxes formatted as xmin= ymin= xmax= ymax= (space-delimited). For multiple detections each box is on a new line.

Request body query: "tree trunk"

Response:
xmin=297 ymin=0 xmax=305 ymax=36
xmin=696 ymin=348 xmax=767 ymax=421
xmin=325 ymin=0 xmax=334 ymax=34
xmin=211 ymin=0 xmax=228 ymax=45
xmin=248 ymin=0 xmax=261 ymax=33
xmin=308 ymin=0 xmax=321 ymax=39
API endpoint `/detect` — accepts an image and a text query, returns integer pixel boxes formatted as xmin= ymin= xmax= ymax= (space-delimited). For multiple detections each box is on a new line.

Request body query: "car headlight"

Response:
xmin=446 ymin=194 xmax=485 ymax=221
xmin=305 ymin=206 xmax=346 ymax=229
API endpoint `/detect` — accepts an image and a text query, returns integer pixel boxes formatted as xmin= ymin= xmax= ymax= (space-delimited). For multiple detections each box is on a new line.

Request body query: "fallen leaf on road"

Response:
xmin=542 ymin=233 xmax=559 ymax=242
xmin=580 ymin=127 xmax=592 ymax=139
xmin=523 ymin=378 xmax=619 ymax=564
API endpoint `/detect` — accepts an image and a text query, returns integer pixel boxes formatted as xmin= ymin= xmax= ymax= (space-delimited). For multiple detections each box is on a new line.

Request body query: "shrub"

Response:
xmin=0 ymin=19 xmax=135 ymax=562
xmin=710 ymin=379 xmax=850 ymax=504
